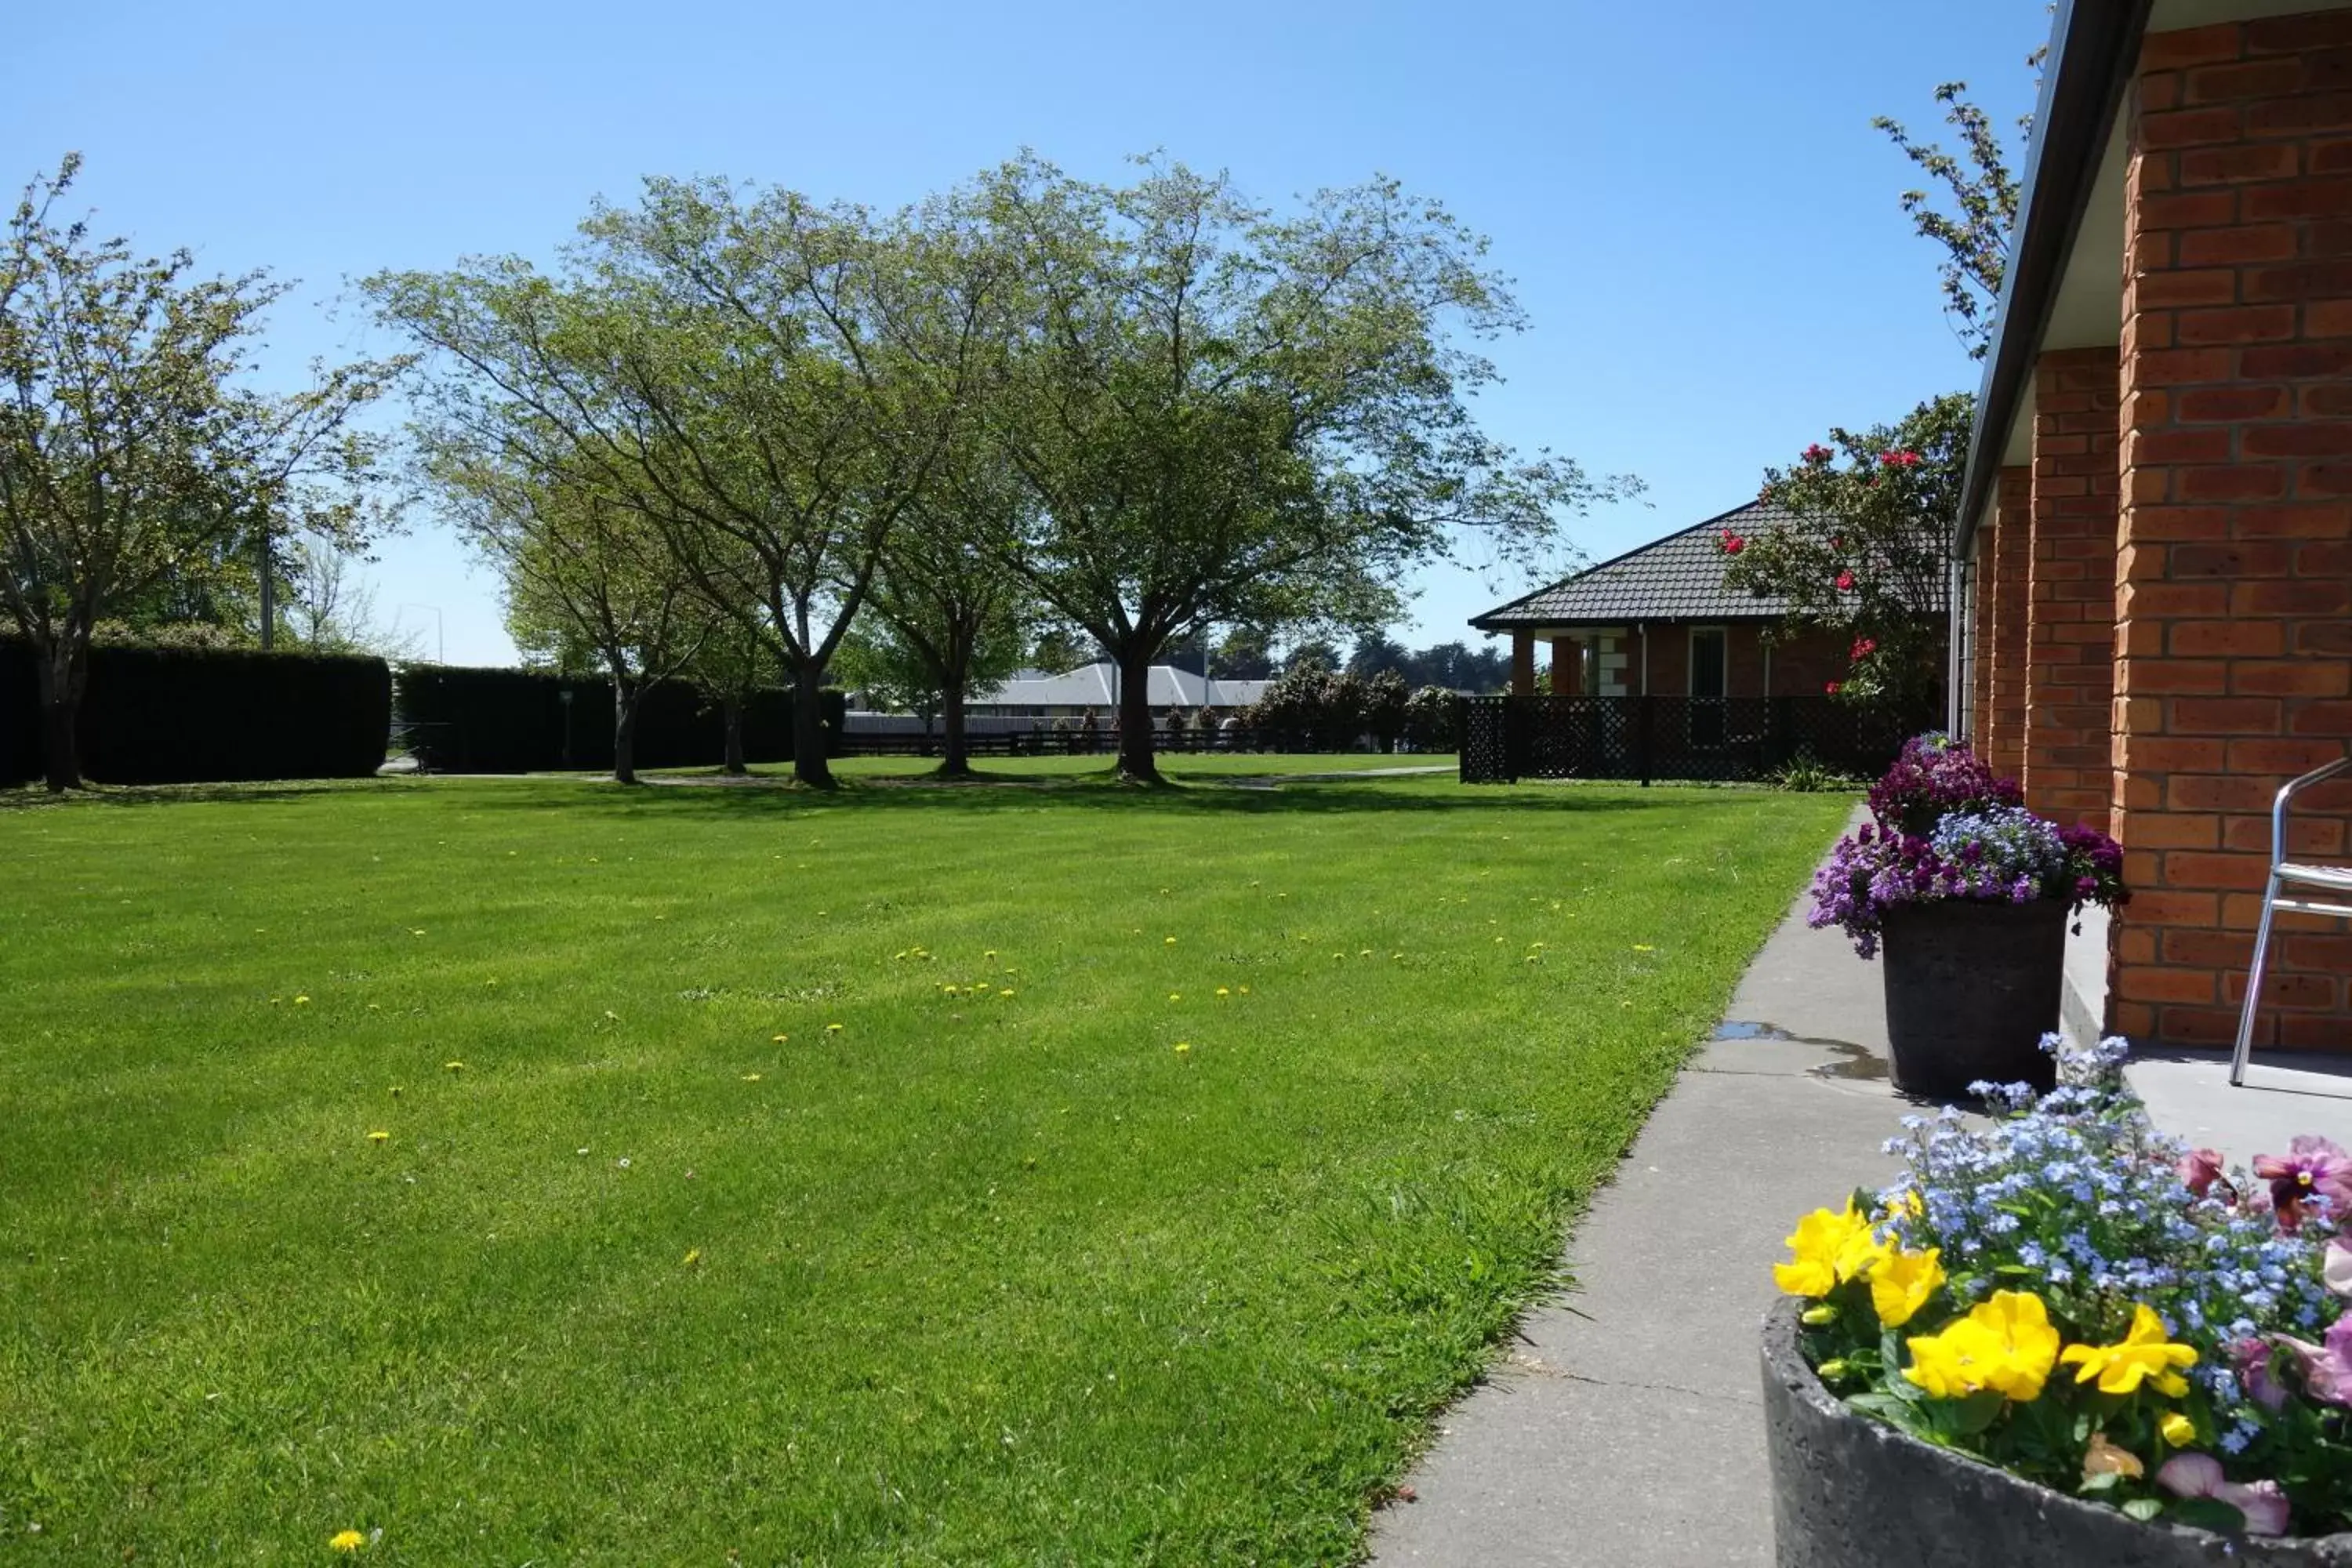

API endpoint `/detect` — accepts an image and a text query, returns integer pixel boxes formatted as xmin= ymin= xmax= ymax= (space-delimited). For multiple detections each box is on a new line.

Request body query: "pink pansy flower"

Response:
xmin=2277 ymin=1315 xmax=2352 ymax=1408
xmin=2180 ymin=1147 xmax=2227 ymax=1199
xmin=2229 ymin=1338 xmax=2290 ymax=1412
xmin=2156 ymin=1453 xmax=2292 ymax=1536
xmin=2251 ymin=1136 xmax=2352 ymax=1232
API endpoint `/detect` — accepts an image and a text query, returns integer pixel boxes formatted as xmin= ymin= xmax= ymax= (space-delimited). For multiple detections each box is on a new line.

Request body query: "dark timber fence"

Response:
xmin=836 ymin=726 xmax=1441 ymax=759
xmin=1457 ymin=695 xmax=1931 ymax=785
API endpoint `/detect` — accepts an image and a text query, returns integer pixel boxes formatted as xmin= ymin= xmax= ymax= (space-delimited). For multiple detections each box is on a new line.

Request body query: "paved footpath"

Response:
xmin=1369 ymin=879 xmax=1904 ymax=1568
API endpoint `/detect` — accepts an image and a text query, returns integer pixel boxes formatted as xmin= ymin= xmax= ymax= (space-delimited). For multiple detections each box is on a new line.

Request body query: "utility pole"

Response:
xmin=256 ymin=518 xmax=274 ymax=652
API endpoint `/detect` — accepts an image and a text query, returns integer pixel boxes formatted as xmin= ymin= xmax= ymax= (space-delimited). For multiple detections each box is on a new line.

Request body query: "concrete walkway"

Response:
xmin=1372 ymin=852 xmax=2352 ymax=1567
xmin=1370 ymin=881 xmax=1904 ymax=1568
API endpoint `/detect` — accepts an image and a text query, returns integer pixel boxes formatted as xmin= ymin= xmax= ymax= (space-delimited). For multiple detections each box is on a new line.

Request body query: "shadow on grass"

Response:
xmin=0 ymin=779 xmax=391 ymax=811
xmin=445 ymin=773 xmax=1791 ymax=822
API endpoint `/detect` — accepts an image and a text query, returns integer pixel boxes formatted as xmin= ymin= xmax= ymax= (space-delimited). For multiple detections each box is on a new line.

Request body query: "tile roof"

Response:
xmin=967 ymin=662 xmax=1267 ymax=710
xmin=1469 ymin=500 xmax=1948 ymax=629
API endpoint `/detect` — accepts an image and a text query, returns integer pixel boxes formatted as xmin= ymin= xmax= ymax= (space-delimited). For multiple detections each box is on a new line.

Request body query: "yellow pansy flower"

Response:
xmin=1867 ymin=1246 xmax=1944 ymax=1328
xmin=2059 ymin=1304 xmax=2198 ymax=1397
xmin=2160 ymin=1410 xmax=2197 ymax=1447
xmin=1773 ymin=1200 xmax=1880 ymax=1298
xmin=1904 ymin=1290 xmax=2060 ymax=1403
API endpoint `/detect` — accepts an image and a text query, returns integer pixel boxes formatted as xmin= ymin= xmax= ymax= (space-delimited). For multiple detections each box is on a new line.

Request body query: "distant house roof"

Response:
xmin=970 ymin=662 xmax=1268 ymax=710
xmin=1469 ymin=502 xmax=1804 ymax=630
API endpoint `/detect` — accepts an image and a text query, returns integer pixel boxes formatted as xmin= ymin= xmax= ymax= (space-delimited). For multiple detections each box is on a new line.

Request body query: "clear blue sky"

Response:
xmin=7 ymin=0 xmax=2046 ymax=666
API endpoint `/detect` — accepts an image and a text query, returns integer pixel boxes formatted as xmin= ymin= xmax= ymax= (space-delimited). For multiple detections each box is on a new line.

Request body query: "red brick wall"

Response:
xmin=2111 ymin=10 xmax=2352 ymax=1051
xmin=1984 ymin=466 xmax=2034 ymax=781
xmin=2027 ymin=349 xmax=2122 ymax=830
xmin=1971 ymin=528 xmax=1996 ymax=757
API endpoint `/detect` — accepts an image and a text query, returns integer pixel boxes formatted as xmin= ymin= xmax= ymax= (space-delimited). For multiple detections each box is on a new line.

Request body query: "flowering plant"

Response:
xmin=1808 ymin=735 xmax=2125 ymax=957
xmin=1777 ymin=1034 xmax=2352 ymax=1539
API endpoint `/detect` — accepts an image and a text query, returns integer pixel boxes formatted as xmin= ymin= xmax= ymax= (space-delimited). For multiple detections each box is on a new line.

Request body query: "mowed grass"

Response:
xmin=0 ymin=764 xmax=1851 ymax=1564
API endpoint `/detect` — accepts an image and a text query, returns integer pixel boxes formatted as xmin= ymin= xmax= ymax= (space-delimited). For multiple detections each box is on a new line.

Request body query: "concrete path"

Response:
xmin=1370 ymin=846 xmax=2352 ymax=1568
xmin=1370 ymin=881 xmax=1907 ymax=1568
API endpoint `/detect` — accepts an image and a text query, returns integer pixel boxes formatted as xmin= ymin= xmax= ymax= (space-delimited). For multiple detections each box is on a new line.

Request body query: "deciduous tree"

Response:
xmin=0 ymin=156 xmax=402 ymax=789
xmin=967 ymin=154 xmax=1627 ymax=782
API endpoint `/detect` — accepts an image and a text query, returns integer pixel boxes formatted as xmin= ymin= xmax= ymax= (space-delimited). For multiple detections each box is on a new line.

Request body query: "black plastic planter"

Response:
xmin=1762 ymin=1298 xmax=2352 ymax=1566
xmin=1878 ymin=898 xmax=2068 ymax=1101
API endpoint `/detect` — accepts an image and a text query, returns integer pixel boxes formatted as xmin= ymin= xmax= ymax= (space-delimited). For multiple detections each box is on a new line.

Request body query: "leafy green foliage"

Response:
xmin=1723 ymin=393 xmax=1970 ymax=713
xmin=1874 ymin=67 xmax=2035 ymax=360
xmin=0 ymin=154 xmax=405 ymax=789
xmin=964 ymin=154 xmax=1632 ymax=782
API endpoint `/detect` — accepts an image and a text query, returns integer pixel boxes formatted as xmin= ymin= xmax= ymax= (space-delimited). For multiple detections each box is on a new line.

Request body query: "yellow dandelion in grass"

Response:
xmin=683 ymin=1248 xmax=702 ymax=1269
xmin=1357 ymin=949 xmax=1371 ymax=958
xmin=1237 ymin=985 xmax=1250 ymax=995
xmin=1632 ymin=944 xmax=1655 ymax=953
xmin=985 ymin=949 xmax=998 ymax=960
xmin=366 ymin=1003 xmax=381 ymax=1011
xmin=1391 ymin=953 xmax=1405 ymax=961
xmin=1215 ymin=987 xmax=1230 ymax=998
xmin=1000 ymin=989 xmax=1015 ymax=998
xmin=368 ymin=1131 xmax=390 ymax=1144
xmin=742 ymin=1072 xmax=764 ymax=1083
xmin=444 ymin=1061 xmax=465 ymax=1073
xmin=826 ymin=1023 xmax=844 ymax=1034
xmin=410 ymin=929 xmax=426 ymax=937
xmin=1174 ymin=1042 xmax=1192 ymax=1054
xmin=328 ymin=1530 xmax=366 ymax=1553
xmin=294 ymin=995 xmax=311 ymax=1006
xmin=1168 ymin=993 xmax=1182 ymax=1003
xmin=1163 ymin=935 xmax=1178 ymax=946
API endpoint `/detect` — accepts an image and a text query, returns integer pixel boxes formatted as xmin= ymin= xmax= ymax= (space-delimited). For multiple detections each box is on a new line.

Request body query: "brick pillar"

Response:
xmin=2110 ymin=10 xmax=2352 ymax=1051
xmin=1982 ymin=466 xmax=2033 ymax=780
xmin=1510 ymin=630 xmax=1536 ymax=697
xmin=2026 ymin=350 xmax=2122 ymax=829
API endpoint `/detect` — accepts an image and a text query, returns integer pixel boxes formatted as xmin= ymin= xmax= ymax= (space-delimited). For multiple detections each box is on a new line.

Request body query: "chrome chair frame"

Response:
xmin=2230 ymin=754 xmax=2352 ymax=1086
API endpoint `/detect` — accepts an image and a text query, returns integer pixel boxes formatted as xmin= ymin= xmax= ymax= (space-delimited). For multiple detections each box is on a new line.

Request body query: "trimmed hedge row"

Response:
xmin=1 ymin=639 xmax=392 ymax=786
xmin=390 ymin=665 xmax=846 ymax=772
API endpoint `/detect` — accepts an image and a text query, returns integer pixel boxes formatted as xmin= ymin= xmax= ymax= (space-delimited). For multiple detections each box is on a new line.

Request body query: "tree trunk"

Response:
xmin=36 ymin=637 xmax=86 ymax=793
xmin=612 ymin=674 xmax=641 ymax=786
xmin=720 ymin=695 xmax=746 ymax=775
xmin=792 ymin=662 xmax=835 ymax=789
xmin=938 ymin=682 xmax=971 ymax=779
xmin=1116 ymin=644 xmax=1160 ymax=784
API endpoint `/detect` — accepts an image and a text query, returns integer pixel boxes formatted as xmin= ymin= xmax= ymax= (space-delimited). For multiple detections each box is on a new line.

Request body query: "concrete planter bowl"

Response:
xmin=1761 ymin=1298 xmax=2352 ymax=1566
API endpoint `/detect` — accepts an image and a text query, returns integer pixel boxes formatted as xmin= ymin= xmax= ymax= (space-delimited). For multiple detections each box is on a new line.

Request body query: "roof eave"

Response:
xmin=1956 ymin=0 xmax=2153 ymax=554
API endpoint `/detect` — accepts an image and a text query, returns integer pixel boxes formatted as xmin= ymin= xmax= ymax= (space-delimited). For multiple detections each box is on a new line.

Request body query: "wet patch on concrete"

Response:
xmin=1704 ymin=1019 xmax=1889 ymax=1083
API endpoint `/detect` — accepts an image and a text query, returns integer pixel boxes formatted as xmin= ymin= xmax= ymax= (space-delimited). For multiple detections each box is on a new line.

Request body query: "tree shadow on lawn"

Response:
xmin=0 ymin=779 xmax=380 ymax=811
xmin=445 ymin=772 xmax=1789 ymax=824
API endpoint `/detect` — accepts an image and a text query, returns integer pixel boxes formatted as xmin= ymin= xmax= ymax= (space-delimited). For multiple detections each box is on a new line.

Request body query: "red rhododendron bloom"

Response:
xmin=1835 ymin=571 xmax=1856 ymax=591
xmin=1878 ymin=449 xmax=1922 ymax=468
xmin=1802 ymin=442 xmax=1832 ymax=463
xmin=1824 ymin=681 xmax=1842 ymax=695
xmin=1719 ymin=532 xmax=1745 ymax=555
xmin=1850 ymin=637 xmax=1878 ymax=661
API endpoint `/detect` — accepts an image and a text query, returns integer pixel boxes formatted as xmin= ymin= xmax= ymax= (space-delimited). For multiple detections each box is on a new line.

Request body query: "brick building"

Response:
xmin=1472 ymin=502 xmax=1935 ymax=701
xmin=1954 ymin=0 xmax=2352 ymax=1056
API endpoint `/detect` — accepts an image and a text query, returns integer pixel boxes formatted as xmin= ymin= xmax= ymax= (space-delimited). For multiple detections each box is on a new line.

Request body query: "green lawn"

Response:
xmin=0 ymin=764 xmax=1849 ymax=1564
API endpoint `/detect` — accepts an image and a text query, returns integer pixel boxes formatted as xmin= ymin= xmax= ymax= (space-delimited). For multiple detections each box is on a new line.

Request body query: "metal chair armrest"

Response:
xmin=2272 ymin=754 xmax=2352 ymax=872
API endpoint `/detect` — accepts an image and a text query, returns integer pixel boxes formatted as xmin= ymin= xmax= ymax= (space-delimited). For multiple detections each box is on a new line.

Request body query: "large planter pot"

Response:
xmin=1762 ymin=1298 xmax=2352 ymax=1566
xmin=1878 ymin=898 xmax=2067 ymax=1101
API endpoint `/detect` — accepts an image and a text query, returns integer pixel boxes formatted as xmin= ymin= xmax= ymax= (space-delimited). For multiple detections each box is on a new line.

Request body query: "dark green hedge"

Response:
xmin=1 ymin=639 xmax=391 ymax=786
xmin=390 ymin=666 xmax=844 ymax=772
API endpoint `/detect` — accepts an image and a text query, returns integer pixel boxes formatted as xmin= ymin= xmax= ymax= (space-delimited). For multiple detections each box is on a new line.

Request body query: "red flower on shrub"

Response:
xmin=1878 ymin=449 xmax=1922 ymax=467
xmin=1802 ymin=443 xmax=1832 ymax=464
xmin=1720 ymin=531 xmax=1745 ymax=555
xmin=1850 ymin=636 xmax=1878 ymax=661
xmin=1835 ymin=571 xmax=1856 ymax=592
xmin=1824 ymin=681 xmax=1842 ymax=695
